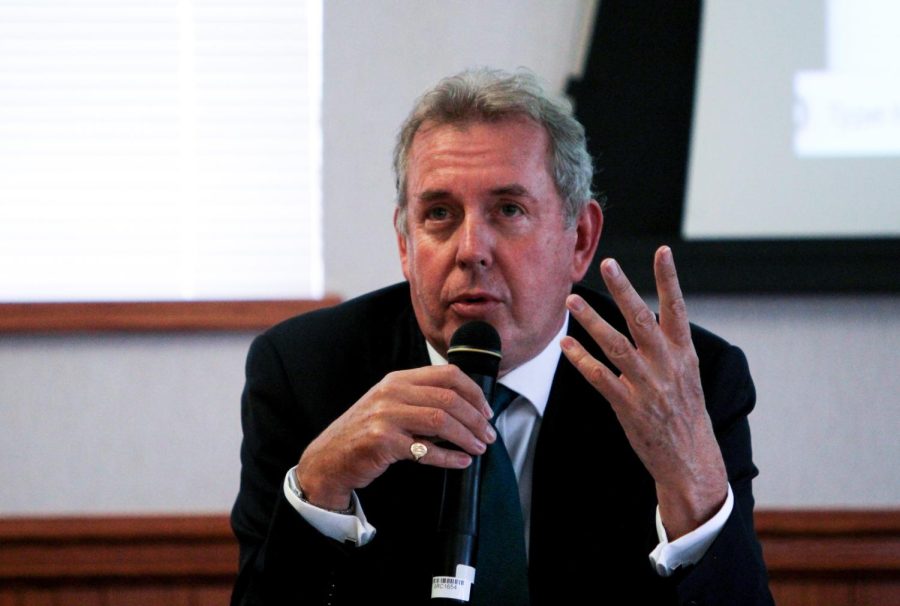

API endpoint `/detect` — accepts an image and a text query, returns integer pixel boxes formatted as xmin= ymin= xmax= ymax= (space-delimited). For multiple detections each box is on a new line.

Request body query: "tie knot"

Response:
xmin=491 ymin=383 xmax=518 ymax=416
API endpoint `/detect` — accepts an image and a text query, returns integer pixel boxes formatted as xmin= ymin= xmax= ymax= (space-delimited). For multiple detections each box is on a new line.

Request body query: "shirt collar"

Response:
xmin=424 ymin=313 xmax=568 ymax=418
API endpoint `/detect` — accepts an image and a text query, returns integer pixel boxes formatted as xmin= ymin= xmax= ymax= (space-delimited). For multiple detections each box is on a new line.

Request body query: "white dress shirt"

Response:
xmin=284 ymin=313 xmax=732 ymax=576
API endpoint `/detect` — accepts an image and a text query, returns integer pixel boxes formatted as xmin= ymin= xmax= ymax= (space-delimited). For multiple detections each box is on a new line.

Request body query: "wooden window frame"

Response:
xmin=0 ymin=299 xmax=341 ymax=333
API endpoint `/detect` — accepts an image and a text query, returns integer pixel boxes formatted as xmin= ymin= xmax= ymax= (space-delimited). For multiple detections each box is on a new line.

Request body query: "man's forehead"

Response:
xmin=407 ymin=116 xmax=554 ymax=182
xmin=404 ymin=116 xmax=563 ymax=214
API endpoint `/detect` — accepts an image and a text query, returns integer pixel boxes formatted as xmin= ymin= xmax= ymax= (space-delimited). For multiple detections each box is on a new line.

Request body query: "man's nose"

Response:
xmin=455 ymin=214 xmax=493 ymax=269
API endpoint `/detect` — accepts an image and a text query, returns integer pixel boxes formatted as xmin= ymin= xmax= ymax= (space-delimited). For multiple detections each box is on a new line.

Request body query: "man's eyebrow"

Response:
xmin=489 ymin=184 xmax=530 ymax=198
xmin=418 ymin=189 xmax=453 ymax=202
xmin=417 ymin=184 xmax=532 ymax=202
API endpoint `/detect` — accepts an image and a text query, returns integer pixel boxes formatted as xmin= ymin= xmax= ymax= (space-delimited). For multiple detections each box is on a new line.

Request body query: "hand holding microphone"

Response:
xmin=294 ymin=329 xmax=496 ymax=519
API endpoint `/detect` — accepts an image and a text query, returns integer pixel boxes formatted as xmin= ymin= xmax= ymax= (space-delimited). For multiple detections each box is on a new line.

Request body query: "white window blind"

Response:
xmin=0 ymin=0 xmax=323 ymax=302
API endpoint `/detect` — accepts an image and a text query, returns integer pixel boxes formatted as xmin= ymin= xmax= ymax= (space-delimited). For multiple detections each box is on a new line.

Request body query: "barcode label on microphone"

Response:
xmin=431 ymin=565 xmax=476 ymax=601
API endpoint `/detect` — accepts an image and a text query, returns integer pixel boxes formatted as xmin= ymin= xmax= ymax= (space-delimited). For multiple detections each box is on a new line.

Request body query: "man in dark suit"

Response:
xmin=231 ymin=68 xmax=773 ymax=605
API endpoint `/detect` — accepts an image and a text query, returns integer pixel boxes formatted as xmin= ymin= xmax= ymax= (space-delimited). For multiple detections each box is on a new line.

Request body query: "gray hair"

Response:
xmin=393 ymin=67 xmax=595 ymax=234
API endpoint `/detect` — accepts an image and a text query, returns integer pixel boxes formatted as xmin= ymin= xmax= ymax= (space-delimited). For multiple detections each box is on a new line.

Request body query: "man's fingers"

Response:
xmin=566 ymin=292 xmax=648 ymax=382
xmin=398 ymin=379 xmax=496 ymax=446
xmin=560 ymin=334 xmax=629 ymax=407
xmin=297 ymin=368 xmax=492 ymax=503
xmin=405 ymin=438 xmax=473 ymax=469
xmin=394 ymin=394 xmax=492 ymax=456
xmin=654 ymin=246 xmax=692 ymax=347
xmin=368 ymin=367 xmax=498 ymax=457
xmin=405 ymin=365 xmax=493 ymax=420
xmin=599 ymin=259 xmax=667 ymax=358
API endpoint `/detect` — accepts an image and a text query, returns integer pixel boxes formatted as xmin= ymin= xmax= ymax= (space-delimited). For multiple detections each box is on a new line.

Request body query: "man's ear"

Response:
xmin=394 ymin=206 xmax=411 ymax=280
xmin=570 ymin=199 xmax=603 ymax=283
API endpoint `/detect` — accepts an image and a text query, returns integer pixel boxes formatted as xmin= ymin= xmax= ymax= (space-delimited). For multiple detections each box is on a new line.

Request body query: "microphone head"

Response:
xmin=447 ymin=321 xmax=502 ymax=378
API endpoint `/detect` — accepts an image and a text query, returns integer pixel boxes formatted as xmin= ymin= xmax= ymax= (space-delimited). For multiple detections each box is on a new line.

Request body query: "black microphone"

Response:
xmin=431 ymin=321 xmax=502 ymax=603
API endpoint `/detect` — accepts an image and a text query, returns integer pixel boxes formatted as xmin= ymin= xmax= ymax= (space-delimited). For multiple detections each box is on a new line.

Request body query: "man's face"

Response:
xmin=397 ymin=116 xmax=601 ymax=373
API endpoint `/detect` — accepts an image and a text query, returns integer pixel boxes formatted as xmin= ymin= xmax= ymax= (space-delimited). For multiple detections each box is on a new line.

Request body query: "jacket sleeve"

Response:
xmin=674 ymin=343 xmax=775 ymax=606
xmin=230 ymin=333 xmax=356 ymax=606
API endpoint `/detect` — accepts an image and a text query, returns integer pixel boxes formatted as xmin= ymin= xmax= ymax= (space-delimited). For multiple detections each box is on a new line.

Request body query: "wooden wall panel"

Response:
xmin=1 ymin=510 xmax=898 ymax=605
xmin=0 ymin=515 xmax=236 ymax=606
xmin=771 ymin=580 xmax=855 ymax=606
xmin=857 ymin=581 xmax=900 ymax=606
xmin=0 ymin=584 xmax=232 ymax=606
xmin=758 ymin=509 xmax=900 ymax=606
xmin=47 ymin=588 xmax=107 ymax=606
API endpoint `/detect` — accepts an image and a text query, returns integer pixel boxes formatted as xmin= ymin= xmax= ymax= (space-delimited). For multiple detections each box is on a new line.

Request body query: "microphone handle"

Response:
xmin=431 ymin=374 xmax=495 ymax=603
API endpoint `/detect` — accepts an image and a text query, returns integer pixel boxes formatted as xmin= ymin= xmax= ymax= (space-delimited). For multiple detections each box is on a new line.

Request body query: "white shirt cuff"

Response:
xmin=648 ymin=483 xmax=734 ymax=577
xmin=282 ymin=467 xmax=377 ymax=546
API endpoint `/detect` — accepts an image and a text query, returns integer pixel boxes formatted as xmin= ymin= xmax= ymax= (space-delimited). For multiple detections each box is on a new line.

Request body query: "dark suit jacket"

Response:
xmin=230 ymin=282 xmax=773 ymax=605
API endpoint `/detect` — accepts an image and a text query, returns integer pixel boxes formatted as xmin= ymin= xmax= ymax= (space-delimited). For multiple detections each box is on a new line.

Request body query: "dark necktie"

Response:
xmin=473 ymin=383 xmax=530 ymax=605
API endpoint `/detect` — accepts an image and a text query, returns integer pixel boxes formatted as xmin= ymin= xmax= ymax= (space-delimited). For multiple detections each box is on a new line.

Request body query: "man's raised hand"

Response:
xmin=561 ymin=246 xmax=728 ymax=539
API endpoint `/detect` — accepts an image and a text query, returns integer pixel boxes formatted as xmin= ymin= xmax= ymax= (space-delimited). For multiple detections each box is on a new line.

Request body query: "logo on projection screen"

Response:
xmin=794 ymin=73 xmax=900 ymax=157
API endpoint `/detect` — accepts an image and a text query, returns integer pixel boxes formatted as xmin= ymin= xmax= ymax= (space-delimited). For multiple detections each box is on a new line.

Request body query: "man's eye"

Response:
xmin=426 ymin=206 xmax=450 ymax=220
xmin=500 ymin=203 xmax=524 ymax=217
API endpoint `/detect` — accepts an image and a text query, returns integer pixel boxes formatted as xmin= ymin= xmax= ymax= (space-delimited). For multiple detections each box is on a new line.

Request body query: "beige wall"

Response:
xmin=1 ymin=1 xmax=897 ymax=515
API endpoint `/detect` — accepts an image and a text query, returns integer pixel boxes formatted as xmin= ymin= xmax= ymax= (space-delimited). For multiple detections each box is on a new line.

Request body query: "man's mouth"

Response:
xmin=449 ymin=292 xmax=502 ymax=316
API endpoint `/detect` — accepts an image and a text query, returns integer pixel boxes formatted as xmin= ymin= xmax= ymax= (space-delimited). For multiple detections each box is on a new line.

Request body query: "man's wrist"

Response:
xmin=282 ymin=467 xmax=377 ymax=546
xmin=649 ymin=483 xmax=735 ymax=576
xmin=288 ymin=467 xmax=355 ymax=515
xmin=656 ymin=472 xmax=729 ymax=540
